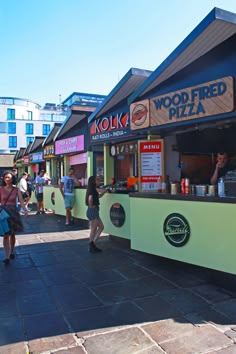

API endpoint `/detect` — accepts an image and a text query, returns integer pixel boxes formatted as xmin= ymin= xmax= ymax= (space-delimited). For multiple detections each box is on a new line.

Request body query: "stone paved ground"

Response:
xmin=0 ymin=208 xmax=236 ymax=353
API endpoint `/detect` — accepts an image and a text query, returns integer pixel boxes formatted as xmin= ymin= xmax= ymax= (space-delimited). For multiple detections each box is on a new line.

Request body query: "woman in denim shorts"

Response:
xmin=85 ymin=176 xmax=107 ymax=253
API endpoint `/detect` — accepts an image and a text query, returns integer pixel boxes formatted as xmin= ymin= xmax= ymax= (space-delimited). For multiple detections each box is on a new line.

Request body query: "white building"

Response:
xmin=0 ymin=97 xmax=69 ymax=154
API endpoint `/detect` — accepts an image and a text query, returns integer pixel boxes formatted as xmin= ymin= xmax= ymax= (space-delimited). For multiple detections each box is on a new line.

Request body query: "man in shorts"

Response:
xmin=35 ymin=170 xmax=47 ymax=214
xmin=60 ymin=167 xmax=81 ymax=225
xmin=19 ymin=172 xmax=30 ymax=211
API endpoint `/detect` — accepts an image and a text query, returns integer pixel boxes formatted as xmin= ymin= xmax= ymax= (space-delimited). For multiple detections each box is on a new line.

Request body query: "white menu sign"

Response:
xmin=139 ymin=140 xmax=163 ymax=191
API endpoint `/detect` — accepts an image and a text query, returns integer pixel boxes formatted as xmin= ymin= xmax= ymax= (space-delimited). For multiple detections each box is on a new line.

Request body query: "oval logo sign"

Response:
xmin=110 ymin=203 xmax=125 ymax=227
xmin=51 ymin=192 xmax=55 ymax=205
xmin=163 ymin=213 xmax=190 ymax=247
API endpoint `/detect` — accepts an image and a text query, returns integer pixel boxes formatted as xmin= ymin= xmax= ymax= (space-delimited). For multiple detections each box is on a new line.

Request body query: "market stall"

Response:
xmin=127 ymin=7 xmax=236 ymax=274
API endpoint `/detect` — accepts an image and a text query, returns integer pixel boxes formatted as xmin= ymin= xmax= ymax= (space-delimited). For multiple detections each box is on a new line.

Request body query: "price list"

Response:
xmin=139 ymin=140 xmax=163 ymax=191
xmin=141 ymin=153 xmax=162 ymax=176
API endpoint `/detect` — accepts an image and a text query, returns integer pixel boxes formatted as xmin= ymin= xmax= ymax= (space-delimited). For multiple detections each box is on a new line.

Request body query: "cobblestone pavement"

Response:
xmin=0 ymin=208 xmax=236 ymax=353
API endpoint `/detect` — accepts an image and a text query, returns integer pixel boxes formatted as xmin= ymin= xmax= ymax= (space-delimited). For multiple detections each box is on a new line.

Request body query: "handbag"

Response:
xmin=0 ymin=207 xmax=10 ymax=221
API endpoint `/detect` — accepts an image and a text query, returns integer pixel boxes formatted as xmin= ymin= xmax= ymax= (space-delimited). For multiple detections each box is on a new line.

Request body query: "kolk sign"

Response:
xmin=163 ymin=213 xmax=190 ymax=247
xmin=90 ymin=112 xmax=130 ymax=142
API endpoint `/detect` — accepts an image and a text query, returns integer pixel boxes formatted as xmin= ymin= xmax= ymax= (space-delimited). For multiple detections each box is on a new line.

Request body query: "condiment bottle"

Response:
xmin=161 ymin=181 xmax=166 ymax=193
xmin=157 ymin=177 xmax=162 ymax=193
xmin=218 ymin=178 xmax=225 ymax=197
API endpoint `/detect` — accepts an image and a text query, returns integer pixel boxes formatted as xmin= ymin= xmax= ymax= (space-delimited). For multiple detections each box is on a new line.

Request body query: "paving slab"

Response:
xmin=159 ymin=325 xmax=233 ymax=354
xmin=28 ymin=334 xmax=77 ymax=353
xmin=83 ymin=327 xmax=162 ymax=354
xmin=0 ymin=212 xmax=236 ymax=353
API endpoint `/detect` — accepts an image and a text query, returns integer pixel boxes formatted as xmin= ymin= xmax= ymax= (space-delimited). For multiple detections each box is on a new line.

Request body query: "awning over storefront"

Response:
xmin=54 ymin=112 xmax=87 ymax=140
xmin=88 ymin=68 xmax=152 ymax=123
xmin=128 ymin=7 xmax=236 ymax=104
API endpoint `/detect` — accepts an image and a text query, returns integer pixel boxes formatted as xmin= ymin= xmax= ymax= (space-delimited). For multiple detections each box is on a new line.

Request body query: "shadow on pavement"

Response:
xmin=0 ymin=212 xmax=236 ymax=352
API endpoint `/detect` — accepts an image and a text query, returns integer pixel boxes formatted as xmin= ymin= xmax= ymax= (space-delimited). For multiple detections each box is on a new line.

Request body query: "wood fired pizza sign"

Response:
xmin=150 ymin=76 xmax=234 ymax=126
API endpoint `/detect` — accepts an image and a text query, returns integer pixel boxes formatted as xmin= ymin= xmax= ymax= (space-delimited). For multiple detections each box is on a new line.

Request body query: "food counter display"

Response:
xmin=44 ymin=184 xmax=131 ymax=239
xmin=129 ymin=192 xmax=236 ymax=274
xmin=44 ymin=185 xmax=87 ymax=219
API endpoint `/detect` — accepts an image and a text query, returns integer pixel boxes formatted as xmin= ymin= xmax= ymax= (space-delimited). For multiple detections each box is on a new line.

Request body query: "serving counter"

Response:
xmin=129 ymin=192 xmax=236 ymax=275
xmin=44 ymin=184 xmax=236 ymax=274
xmin=43 ymin=186 xmax=131 ymax=239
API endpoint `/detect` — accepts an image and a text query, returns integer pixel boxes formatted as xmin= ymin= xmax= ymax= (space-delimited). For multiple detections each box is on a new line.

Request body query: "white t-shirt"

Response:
xmin=19 ymin=177 xmax=27 ymax=193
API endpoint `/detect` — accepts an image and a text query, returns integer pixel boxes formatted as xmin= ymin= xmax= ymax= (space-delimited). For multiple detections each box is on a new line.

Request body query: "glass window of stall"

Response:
xmin=114 ymin=141 xmax=138 ymax=187
xmin=94 ymin=152 xmax=104 ymax=185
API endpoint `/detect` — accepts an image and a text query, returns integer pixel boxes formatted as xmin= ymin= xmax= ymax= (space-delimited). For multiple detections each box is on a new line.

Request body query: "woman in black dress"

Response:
xmin=85 ymin=176 xmax=107 ymax=253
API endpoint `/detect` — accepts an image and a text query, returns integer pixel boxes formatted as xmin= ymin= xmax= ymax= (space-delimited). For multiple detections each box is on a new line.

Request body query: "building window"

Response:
xmin=9 ymin=136 xmax=17 ymax=148
xmin=7 ymin=108 xmax=15 ymax=120
xmin=26 ymin=123 xmax=34 ymax=134
xmin=42 ymin=124 xmax=50 ymax=135
xmin=26 ymin=136 xmax=34 ymax=145
xmin=0 ymin=122 xmax=7 ymax=133
xmin=8 ymin=122 xmax=16 ymax=134
xmin=27 ymin=111 xmax=33 ymax=120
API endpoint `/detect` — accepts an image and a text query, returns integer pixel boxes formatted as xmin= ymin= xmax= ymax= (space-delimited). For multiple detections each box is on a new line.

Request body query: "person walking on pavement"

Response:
xmin=85 ymin=175 xmax=108 ymax=253
xmin=11 ymin=168 xmax=18 ymax=186
xmin=0 ymin=171 xmax=28 ymax=265
xmin=19 ymin=172 xmax=30 ymax=211
xmin=60 ymin=167 xmax=81 ymax=225
xmin=35 ymin=170 xmax=47 ymax=214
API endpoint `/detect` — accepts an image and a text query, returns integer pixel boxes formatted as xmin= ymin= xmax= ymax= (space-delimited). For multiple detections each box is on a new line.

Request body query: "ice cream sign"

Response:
xmin=55 ymin=135 xmax=84 ymax=155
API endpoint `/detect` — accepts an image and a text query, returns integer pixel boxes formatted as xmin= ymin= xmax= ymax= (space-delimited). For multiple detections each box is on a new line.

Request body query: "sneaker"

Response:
xmin=41 ymin=210 xmax=46 ymax=214
xmin=94 ymin=244 xmax=102 ymax=252
xmin=20 ymin=208 xmax=25 ymax=214
xmin=36 ymin=211 xmax=41 ymax=215
xmin=3 ymin=258 xmax=10 ymax=265
xmin=89 ymin=242 xmax=102 ymax=253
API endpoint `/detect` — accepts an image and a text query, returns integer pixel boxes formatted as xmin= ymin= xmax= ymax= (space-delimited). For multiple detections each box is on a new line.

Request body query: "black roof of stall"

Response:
xmin=42 ymin=123 xmax=62 ymax=146
xmin=128 ymin=7 xmax=236 ymax=104
xmin=29 ymin=137 xmax=45 ymax=153
xmin=54 ymin=112 xmax=90 ymax=141
xmin=88 ymin=68 xmax=152 ymax=123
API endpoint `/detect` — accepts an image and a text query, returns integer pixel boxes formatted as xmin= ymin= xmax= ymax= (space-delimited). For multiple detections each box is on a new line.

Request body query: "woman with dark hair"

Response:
xmin=85 ymin=176 xmax=108 ymax=253
xmin=0 ymin=171 xmax=28 ymax=265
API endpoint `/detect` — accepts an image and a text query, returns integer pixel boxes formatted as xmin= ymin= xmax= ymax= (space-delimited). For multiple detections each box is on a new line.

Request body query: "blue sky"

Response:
xmin=1 ymin=0 xmax=236 ymax=106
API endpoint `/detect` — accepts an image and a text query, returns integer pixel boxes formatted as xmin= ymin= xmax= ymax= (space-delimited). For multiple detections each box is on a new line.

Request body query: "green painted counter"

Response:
xmin=43 ymin=186 xmax=131 ymax=239
xmin=130 ymin=193 xmax=236 ymax=275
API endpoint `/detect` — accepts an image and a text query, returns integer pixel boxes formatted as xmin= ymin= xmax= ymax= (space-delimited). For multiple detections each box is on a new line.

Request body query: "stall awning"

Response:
xmin=128 ymin=7 xmax=236 ymax=104
xmin=88 ymin=68 xmax=152 ymax=123
xmin=54 ymin=112 xmax=87 ymax=141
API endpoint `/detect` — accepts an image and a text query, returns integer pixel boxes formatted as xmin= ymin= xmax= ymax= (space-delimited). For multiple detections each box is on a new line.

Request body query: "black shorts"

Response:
xmin=21 ymin=192 xmax=28 ymax=200
xmin=86 ymin=207 xmax=99 ymax=221
xmin=36 ymin=192 xmax=43 ymax=202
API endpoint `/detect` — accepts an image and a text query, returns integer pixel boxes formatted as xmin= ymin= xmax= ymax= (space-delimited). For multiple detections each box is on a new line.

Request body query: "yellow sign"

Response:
xmin=150 ymin=76 xmax=234 ymax=126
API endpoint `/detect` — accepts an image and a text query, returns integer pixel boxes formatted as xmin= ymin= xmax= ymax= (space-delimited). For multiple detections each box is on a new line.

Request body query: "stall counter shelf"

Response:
xmin=129 ymin=192 xmax=236 ymax=275
xmin=43 ymin=185 xmax=131 ymax=240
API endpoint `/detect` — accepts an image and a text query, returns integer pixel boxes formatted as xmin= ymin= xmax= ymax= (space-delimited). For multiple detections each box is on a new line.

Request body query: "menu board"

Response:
xmin=139 ymin=140 xmax=164 ymax=191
